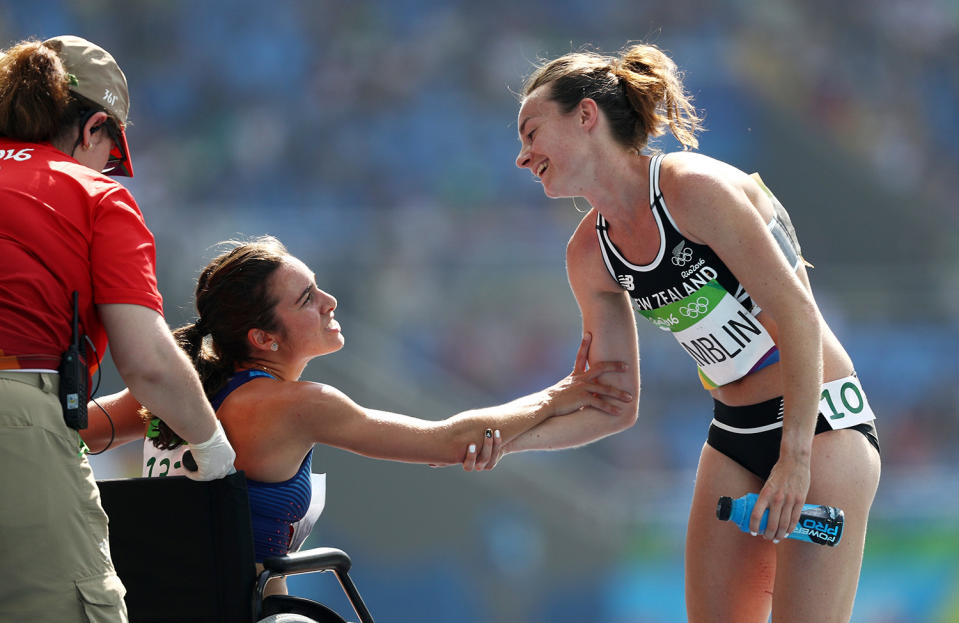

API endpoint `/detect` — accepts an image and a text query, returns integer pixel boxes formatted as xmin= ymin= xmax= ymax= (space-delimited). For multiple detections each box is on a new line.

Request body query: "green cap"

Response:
xmin=42 ymin=35 xmax=133 ymax=176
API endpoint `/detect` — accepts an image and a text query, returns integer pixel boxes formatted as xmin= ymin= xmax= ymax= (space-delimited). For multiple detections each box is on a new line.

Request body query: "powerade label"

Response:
xmin=636 ymin=280 xmax=776 ymax=387
xmin=792 ymin=505 xmax=844 ymax=547
xmin=794 ymin=522 xmax=840 ymax=545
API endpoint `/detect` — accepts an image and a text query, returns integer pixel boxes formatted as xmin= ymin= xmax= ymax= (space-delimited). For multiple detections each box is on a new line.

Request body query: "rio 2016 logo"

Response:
xmin=650 ymin=314 xmax=679 ymax=330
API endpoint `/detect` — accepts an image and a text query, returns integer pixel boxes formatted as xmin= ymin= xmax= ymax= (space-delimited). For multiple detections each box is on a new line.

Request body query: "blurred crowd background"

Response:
xmin=3 ymin=1 xmax=958 ymax=621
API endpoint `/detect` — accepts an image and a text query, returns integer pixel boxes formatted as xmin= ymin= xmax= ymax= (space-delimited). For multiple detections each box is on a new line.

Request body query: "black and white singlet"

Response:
xmin=596 ymin=153 xmax=804 ymax=389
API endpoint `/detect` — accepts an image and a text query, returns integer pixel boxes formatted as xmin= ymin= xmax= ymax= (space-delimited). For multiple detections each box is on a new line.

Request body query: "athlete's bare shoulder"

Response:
xmin=660 ymin=151 xmax=750 ymax=194
xmin=568 ymin=208 xmax=598 ymax=249
xmin=567 ymin=208 xmax=623 ymax=294
xmin=657 ymin=152 xmax=774 ymax=239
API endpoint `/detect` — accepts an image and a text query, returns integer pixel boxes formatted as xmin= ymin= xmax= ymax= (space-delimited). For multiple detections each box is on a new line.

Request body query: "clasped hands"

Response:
xmin=460 ymin=332 xmax=632 ymax=472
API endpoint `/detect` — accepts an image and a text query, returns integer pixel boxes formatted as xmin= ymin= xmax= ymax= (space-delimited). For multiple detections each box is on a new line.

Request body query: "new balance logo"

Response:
xmin=618 ymin=275 xmax=635 ymax=291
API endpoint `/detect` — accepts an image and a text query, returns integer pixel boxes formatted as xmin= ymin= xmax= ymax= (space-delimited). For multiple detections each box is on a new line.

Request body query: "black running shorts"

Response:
xmin=707 ymin=395 xmax=880 ymax=480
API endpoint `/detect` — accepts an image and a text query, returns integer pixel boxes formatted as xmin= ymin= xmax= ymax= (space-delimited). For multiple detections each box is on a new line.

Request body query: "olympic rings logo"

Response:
xmin=671 ymin=246 xmax=694 ymax=266
xmin=679 ymin=297 xmax=710 ymax=318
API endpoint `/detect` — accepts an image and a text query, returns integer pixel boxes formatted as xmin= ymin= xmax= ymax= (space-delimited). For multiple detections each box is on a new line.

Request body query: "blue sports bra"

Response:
xmin=212 ymin=370 xmax=313 ymax=562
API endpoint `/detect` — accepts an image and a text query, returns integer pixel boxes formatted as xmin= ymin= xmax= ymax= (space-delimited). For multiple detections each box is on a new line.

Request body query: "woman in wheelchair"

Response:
xmin=84 ymin=235 xmax=634 ymax=595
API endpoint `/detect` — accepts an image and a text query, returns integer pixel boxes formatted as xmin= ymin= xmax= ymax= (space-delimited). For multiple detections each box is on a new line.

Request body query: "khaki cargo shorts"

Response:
xmin=0 ymin=372 xmax=128 ymax=622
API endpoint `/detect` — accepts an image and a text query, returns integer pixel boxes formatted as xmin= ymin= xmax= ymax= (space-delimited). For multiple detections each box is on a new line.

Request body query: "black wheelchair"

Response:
xmin=97 ymin=472 xmax=374 ymax=622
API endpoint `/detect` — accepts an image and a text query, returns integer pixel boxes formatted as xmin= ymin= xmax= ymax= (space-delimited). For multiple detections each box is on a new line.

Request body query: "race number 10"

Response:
xmin=821 ymin=382 xmax=864 ymax=420
xmin=819 ymin=376 xmax=875 ymax=429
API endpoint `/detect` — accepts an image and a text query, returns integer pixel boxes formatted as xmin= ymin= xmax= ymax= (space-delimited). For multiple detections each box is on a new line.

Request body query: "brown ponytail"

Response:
xmin=144 ymin=236 xmax=289 ymax=449
xmin=143 ymin=320 xmax=222 ymax=450
xmin=523 ymin=43 xmax=702 ymax=151
xmin=0 ymin=40 xmax=72 ymax=141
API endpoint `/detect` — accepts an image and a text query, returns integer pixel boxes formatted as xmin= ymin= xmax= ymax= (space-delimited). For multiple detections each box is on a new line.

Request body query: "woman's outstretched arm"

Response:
xmin=261 ymin=333 xmax=631 ymax=467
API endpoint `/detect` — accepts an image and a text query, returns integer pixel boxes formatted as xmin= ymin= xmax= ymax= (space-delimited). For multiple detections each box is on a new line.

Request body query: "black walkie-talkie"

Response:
xmin=59 ymin=290 xmax=88 ymax=430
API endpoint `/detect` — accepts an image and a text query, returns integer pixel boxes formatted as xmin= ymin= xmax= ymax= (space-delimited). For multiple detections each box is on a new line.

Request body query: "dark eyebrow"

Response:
xmin=295 ymin=284 xmax=312 ymax=306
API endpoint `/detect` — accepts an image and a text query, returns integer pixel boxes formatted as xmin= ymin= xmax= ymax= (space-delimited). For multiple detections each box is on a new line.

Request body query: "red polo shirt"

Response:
xmin=0 ymin=139 xmax=163 ymax=376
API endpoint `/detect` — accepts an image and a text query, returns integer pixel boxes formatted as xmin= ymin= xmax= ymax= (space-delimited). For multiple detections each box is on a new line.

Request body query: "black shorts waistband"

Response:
xmin=712 ymin=395 xmax=784 ymax=430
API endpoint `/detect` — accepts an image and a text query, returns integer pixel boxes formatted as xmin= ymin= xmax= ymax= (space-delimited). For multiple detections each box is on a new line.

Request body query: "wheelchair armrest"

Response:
xmin=256 ymin=548 xmax=375 ymax=623
xmin=262 ymin=547 xmax=352 ymax=576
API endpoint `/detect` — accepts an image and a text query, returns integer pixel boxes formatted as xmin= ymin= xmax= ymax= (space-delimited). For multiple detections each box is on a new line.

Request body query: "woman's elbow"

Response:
xmin=594 ymin=398 xmax=639 ymax=435
xmin=615 ymin=400 xmax=640 ymax=431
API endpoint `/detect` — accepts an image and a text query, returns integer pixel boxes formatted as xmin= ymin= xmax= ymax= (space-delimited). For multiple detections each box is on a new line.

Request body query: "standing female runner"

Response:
xmin=480 ymin=43 xmax=881 ymax=622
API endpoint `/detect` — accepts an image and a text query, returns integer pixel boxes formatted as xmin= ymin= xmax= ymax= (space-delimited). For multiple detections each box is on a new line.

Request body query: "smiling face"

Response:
xmin=267 ymin=256 xmax=344 ymax=360
xmin=515 ymin=86 xmax=591 ymax=198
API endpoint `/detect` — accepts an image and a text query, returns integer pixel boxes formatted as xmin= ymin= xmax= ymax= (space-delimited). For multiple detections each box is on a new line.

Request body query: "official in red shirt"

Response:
xmin=0 ymin=35 xmax=235 ymax=621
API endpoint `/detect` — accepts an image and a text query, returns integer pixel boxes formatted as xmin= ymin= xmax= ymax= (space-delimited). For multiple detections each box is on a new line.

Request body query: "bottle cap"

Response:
xmin=716 ymin=496 xmax=732 ymax=521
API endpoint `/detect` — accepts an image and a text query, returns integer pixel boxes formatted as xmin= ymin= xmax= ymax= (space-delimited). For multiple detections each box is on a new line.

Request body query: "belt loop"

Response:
xmin=40 ymin=372 xmax=56 ymax=394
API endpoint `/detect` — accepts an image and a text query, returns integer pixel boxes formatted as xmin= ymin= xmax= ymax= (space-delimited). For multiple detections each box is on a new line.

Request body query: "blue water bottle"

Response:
xmin=716 ymin=493 xmax=844 ymax=547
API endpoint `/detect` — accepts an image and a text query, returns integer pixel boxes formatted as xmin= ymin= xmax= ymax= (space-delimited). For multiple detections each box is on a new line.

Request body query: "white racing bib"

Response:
xmin=637 ymin=279 xmax=777 ymax=388
xmin=142 ymin=439 xmax=190 ymax=477
xmin=818 ymin=375 xmax=876 ymax=429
